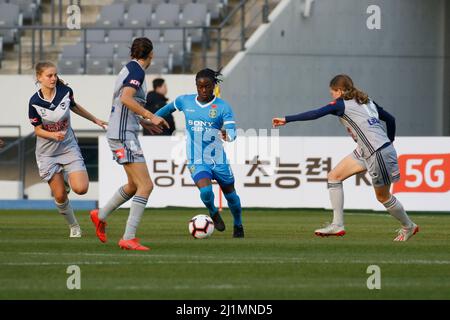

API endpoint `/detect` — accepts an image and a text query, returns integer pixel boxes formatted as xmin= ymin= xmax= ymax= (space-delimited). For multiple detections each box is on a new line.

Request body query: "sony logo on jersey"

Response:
xmin=188 ymin=120 xmax=213 ymax=127
xmin=129 ymin=79 xmax=141 ymax=86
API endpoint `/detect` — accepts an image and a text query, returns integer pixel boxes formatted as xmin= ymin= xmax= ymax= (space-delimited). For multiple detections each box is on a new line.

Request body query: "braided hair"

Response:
xmin=195 ymin=68 xmax=223 ymax=85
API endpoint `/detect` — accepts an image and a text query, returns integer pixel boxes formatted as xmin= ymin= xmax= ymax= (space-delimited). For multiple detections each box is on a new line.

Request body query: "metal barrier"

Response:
xmin=0 ymin=0 xmax=272 ymax=74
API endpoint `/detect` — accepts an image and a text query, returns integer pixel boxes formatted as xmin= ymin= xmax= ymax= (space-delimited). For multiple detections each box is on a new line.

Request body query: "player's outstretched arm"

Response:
xmin=71 ymin=103 xmax=108 ymax=130
xmin=155 ymin=102 xmax=177 ymax=118
xmin=34 ymin=125 xmax=65 ymax=142
xmin=121 ymin=87 xmax=169 ymax=129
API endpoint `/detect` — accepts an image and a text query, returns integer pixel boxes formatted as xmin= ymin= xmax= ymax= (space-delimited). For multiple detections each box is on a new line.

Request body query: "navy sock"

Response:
xmin=224 ymin=191 xmax=242 ymax=226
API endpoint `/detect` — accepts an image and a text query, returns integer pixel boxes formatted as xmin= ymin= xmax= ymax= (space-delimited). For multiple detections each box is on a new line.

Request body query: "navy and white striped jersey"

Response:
xmin=28 ymin=82 xmax=79 ymax=156
xmin=107 ymin=60 xmax=147 ymax=140
xmin=285 ymin=98 xmax=395 ymax=159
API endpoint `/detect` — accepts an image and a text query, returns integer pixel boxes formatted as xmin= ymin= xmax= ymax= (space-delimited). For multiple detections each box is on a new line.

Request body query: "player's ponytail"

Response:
xmin=330 ymin=74 xmax=369 ymax=105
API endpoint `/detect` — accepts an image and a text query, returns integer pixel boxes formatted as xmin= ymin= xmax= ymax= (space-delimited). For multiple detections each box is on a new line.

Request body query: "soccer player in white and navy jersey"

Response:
xmin=156 ymin=69 xmax=244 ymax=238
xmin=90 ymin=38 xmax=168 ymax=251
xmin=29 ymin=61 xmax=107 ymax=238
xmin=273 ymin=74 xmax=419 ymax=241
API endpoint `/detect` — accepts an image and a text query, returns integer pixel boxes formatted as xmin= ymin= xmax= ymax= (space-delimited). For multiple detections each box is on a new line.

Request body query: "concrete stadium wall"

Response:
xmin=222 ymin=0 xmax=450 ymax=137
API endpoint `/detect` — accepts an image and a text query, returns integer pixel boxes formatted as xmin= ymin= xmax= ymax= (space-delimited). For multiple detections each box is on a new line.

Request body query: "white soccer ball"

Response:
xmin=189 ymin=214 xmax=214 ymax=239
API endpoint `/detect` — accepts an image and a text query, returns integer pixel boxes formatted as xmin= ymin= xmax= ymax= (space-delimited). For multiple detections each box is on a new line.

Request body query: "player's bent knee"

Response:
xmin=327 ymin=171 xmax=341 ymax=182
xmin=54 ymin=193 xmax=67 ymax=204
xmin=72 ymin=184 xmax=89 ymax=195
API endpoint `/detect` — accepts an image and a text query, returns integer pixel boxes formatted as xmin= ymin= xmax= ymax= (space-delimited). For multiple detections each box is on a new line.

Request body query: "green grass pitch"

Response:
xmin=0 ymin=208 xmax=449 ymax=300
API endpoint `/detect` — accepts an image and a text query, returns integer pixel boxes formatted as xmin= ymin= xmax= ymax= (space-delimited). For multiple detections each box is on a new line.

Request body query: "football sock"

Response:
xmin=328 ymin=180 xmax=344 ymax=227
xmin=224 ymin=191 xmax=242 ymax=227
xmin=55 ymin=199 xmax=78 ymax=226
xmin=383 ymin=195 xmax=413 ymax=228
xmin=99 ymin=186 xmax=132 ymax=221
xmin=199 ymin=185 xmax=218 ymax=217
xmin=123 ymin=195 xmax=148 ymax=240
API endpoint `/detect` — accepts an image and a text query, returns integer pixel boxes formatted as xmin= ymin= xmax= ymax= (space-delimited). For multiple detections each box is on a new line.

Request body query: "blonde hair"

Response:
xmin=35 ymin=61 xmax=67 ymax=86
xmin=329 ymin=74 xmax=369 ymax=105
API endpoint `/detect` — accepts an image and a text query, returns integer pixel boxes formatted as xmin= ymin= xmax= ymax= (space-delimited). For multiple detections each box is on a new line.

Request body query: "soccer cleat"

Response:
xmin=118 ymin=238 xmax=150 ymax=251
xmin=233 ymin=225 xmax=245 ymax=238
xmin=90 ymin=209 xmax=107 ymax=243
xmin=211 ymin=212 xmax=225 ymax=232
xmin=314 ymin=224 xmax=346 ymax=237
xmin=394 ymin=223 xmax=419 ymax=242
xmin=69 ymin=224 xmax=82 ymax=238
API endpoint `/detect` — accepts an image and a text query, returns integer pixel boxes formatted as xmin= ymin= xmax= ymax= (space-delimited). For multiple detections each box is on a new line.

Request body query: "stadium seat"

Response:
xmin=82 ymin=29 xmax=106 ymax=43
xmin=116 ymin=45 xmax=131 ymax=59
xmin=123 ymin=3 xmax=152 ymax=28
xmin=179 ymin=3 xmax=208 ymax=43
xmin=89 ymin=43 xmax=115 ymax=59
xmin=196 ymin=0 xmax=223 ymax=20
xmin=108 ymin=29 xmax=135 ymax=43
xmin=60 ymin=42 xmax=85 ymax=60
xmin=58 ymin=59 xmax=83 ymax=75
xmin=0 ymin=3 xmax=21 ymax=45
xmin=9 ymin=0 xmax=39 ymax=22
xmin=152 ymin=3 xmax=180 ymax=27
xmin=86 ymin=59 xmax=112 ymax=75
xmin=96 ymin=3 xmax=125 ymax=27
xmin=113 ymin=0 xmax=140 ymax=12
xmin=162 ymin=29 xmax=187 ymax=67
xmin=143 ymin=29 xmax=161 ymax=42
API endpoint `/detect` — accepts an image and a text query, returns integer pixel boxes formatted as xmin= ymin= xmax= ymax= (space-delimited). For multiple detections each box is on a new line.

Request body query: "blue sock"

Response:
xmin=199 ymin=185 xmax=218 ymax=217
xmin=224 ymin=191 xmax=242 ymax=226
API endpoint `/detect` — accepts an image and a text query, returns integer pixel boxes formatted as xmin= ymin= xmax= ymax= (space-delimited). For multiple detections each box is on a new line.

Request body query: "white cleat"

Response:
xmin=314 ymin=223 xmax=346 ymax=237
xmin=69 ymin=224 xmax=82 ymax=238
xmin=394 ymin=223 xmax=419 ymax=241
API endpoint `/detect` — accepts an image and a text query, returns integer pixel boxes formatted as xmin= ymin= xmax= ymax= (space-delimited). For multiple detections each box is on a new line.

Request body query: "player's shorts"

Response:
xmin=189 ymin=162 xmax=235 ymax=186
xmin=351 ymin=143 xmax=401 ymax=187
xmin=108 ymin=136 xmax=145 ymax=165
xmin=36 ymin=148 xmax=86 ymax=182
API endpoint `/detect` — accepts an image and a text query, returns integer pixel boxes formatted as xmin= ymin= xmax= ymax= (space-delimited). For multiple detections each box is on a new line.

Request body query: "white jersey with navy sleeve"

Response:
xmin=107 ymin=60 xmax=147 ymax=140
xmin=158 ymin=94 xmax=236 ymax=165
xmin=28 ymin=82 xmax=79 ymax=156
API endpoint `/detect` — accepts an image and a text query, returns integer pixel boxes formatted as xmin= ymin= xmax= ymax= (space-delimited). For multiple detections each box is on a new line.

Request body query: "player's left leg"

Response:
xmin=214 ymin=164 xmax=244 ymax=238
xmin=370 ymin=144 xmax=418 ymax=241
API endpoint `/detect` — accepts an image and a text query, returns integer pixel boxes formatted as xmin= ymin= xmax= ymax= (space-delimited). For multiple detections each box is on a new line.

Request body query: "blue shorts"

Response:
xmin=189 ymin=163 xmax=235 ymax=187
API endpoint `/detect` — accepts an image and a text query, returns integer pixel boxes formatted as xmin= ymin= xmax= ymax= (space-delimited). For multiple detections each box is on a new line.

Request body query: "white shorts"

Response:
xmin=351 ymin=143 xmax=401 ymax=187
xmin=36 ymin=148 xmax=86 ymax=182
xmin=108 ymin=137 xmax=145 ymax=165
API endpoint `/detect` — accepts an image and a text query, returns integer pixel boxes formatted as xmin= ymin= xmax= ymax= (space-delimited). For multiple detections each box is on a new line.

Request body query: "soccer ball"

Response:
xmin=189 ymin=214 xmax=214 ymax=239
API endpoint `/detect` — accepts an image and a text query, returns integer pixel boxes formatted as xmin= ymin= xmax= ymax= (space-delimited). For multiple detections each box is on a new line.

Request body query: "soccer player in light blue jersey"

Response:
xmin=156 ymin=69 xmax=244 ymax=238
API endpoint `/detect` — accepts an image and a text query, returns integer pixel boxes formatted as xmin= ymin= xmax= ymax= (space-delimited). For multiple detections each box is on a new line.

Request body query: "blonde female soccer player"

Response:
xmin=273 ymin=74 xmax=419 ymax=241
xmin=28 ymin=61 xmax=107 ymax=238
xmin=90 ymin=38 xmax=168 ymax=251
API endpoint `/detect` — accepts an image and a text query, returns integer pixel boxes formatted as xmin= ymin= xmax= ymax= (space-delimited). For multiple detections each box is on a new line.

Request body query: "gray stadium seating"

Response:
xmin=82 ymin=29 xmax=106 ymax=43
xmin=0 ymin=3 xmax=21 ymax=45
xmin=61 ymin=42 xmax=85 ymax=60
xmin=108 ymin=29 xmax=134 ymax=43
xmin=89 ymin=43 xmax=115 ymax=59
xmin=152 ymin=3 xmax=180 ymax=27
xmin=196 ymin=0 xmax=223 ymax=20
xmin=58 ymin=59 xmax=83 ymax=75
xmin=86 ymin=43 xmax=115 ymax=74
xmin=179 ymin=3 xmax=208 ymax=42
xmin=124 ymin=3 xmax=152 ymax=28
xmin=96 ymin=3 xmax=125 ymax=27
xmin=9 ymin=0 xmax=39 ymax=22
xmin=143 ymin=29 xmax=161 ymax=42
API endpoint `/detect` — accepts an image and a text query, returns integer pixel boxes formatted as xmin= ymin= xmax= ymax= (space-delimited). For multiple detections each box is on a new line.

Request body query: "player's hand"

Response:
xmin=147 ymin=113 xmax=170 ymax=129
xmin=220 ymin=129 xmax=228 ymax=141
xmin=141 ymin=121 xmax=163 ymax=135
xmin=94 ymin=118 xmax=108 ymax=130
xmin=53 ymin=131 xmax=66 ymax=141
xmin=272 ymin=117 xmax=287 ymax=128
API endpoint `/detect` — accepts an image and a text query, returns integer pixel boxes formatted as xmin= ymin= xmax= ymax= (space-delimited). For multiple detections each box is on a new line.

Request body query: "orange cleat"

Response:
xmin=90 ymin=209 xmax=107 ymax=243
xmin=118 ymin=238 xmax=150 ymax=251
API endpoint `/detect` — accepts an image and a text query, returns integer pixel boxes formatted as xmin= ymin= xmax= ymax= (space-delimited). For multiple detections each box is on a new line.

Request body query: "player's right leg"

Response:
xmin=315 ymin=152 xmax=366 ymax=237
xmin=48 ymin=171 xmax=81 ymax=238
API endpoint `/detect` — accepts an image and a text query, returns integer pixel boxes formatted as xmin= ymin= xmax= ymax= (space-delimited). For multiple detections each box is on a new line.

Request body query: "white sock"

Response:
xmin=383 ymin=196 xmax=413 ymax=228
xmin=55 ymin=199 xmax=78 ymax=226
xmin=328 ymin=180 xmax=344 ymax=227
xmin=99 ymin=186 xmax=132 ymax=221
xmin=123 ymin=195 xmax=148 ymax=240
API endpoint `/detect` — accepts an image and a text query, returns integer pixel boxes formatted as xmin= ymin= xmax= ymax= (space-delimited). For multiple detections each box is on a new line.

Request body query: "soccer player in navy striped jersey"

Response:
xmin=29 ymin=61 xmax=107 ymax=238
xmin=273 ymin=74 xmax=418 ymax=241
xmin=156 ymin=69 xmax=244 ymax=238
xmin=90 ymin=38 xmax=168 ymax=250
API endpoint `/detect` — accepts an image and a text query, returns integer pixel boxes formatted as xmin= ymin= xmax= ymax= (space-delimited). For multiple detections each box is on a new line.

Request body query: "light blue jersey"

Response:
xmin=156 ymin=94 xmax=237 ymax=186
xmin=157 ymin=94 xmax=236 ymax=165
